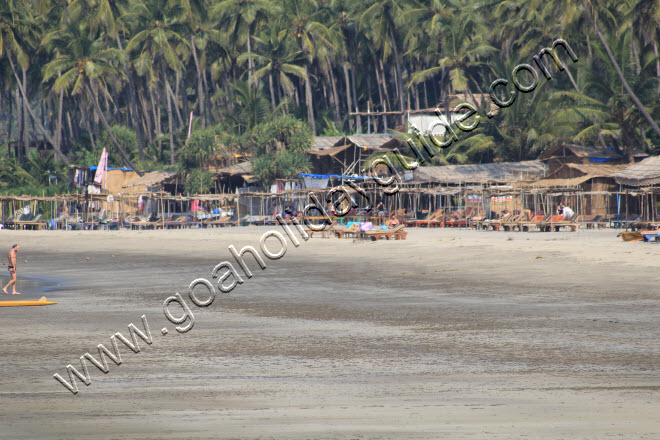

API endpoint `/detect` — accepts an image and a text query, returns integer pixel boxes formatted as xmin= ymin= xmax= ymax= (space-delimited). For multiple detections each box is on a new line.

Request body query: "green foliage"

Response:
xmin=244 ymin=115 xmax=312 ymax=182
xmin=184 ymin=168 xmax=215 ymax=195
xmin=0 ymin=148 xmax=68 ymax=196
xmin=180 ymin=125 xmax=220 ymax=169
xmin=73 ymin=125 xmax=139 ymax=168
xmin=99 ymin=125 xmax=139 ymax=166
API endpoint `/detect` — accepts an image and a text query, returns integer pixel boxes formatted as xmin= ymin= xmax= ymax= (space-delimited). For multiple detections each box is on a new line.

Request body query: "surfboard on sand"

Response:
xmin=0 ymin=296 xmax=57 ymax=307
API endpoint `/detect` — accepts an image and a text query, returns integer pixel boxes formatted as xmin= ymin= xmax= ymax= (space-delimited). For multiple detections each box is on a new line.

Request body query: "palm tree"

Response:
xmin=360 ymin=0 xmax=407 ymax=124
xmin=568 ymin=0 xmax=660 ymax=138
xmin=224 ymin=80 xmax=271 ymax=133
xmin=282 ymin=0 xmax=336 ymax=135
xmin=238 ymin=26 xmax=308 ymax=111
xmin=1 ymin=0 xmax=70 ymax=164
xmin=42 ymin=21 xmax=142 ymax=174
xmin=548 ymin=37 xmax=658 ymax=161
xmin=126 ymin=0 xmax=188 ymax=165
xmin=211 ymin=0 xmax=277 ymax=85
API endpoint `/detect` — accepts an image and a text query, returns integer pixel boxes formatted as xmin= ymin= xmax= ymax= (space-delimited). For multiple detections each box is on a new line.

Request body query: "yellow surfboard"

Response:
xmin=0 ymin=296 xmax=57 ymax=307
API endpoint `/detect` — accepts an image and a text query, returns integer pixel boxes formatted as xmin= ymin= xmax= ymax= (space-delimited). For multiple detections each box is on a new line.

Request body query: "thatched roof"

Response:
xmin=560 ymin=163 xmax=629 ymax=177
xmin=310 ymin=134 xmax=399 ymax=154
xmin=518 ymin=162 xmax=628 ymax=188
xmin=216 ymin=161 xmax=252 ymax=176
xmin=122 ymin=171 xmax=177 ymax=188
xmin=614 ymin=156 xmax=660 ymax=186
xmin=540 ymin=144 xmax=647 ymax=160
xmin=411 ymin=160 xmax=547 ymax=184
xmin=346 ymin=134 xmax=397 ymax=150
xmin=312 ymin=136 xmax=344 ymax=150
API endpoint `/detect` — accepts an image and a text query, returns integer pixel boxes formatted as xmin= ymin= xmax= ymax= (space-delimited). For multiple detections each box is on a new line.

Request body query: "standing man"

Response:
xmin=3 ymin=244 xmax=20 ymax=295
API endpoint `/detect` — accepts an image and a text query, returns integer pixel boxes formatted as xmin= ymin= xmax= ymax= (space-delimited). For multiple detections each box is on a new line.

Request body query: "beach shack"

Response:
xmin=407 ymin=161 xmax=548 ymax=215
xmin=614 ymin=156 xmax=660 ymax=225
xmin=213 ymin=161 xmax=256 ymax=193
xmin=519 ymin=163 xmax=628 ymax=217
xmin=539 ymin=144 xmax=648 ymax=173
xmin=308 ymin=134 xmax=401 ymax=176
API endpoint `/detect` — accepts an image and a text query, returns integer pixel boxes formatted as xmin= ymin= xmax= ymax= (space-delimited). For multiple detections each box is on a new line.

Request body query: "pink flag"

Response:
xmin=94 ymin=148 xmax=108 ymax=186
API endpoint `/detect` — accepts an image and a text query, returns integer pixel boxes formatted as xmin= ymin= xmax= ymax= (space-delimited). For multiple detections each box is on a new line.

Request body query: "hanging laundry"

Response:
xmin=94 ymin=148 xmax=108 ymax=186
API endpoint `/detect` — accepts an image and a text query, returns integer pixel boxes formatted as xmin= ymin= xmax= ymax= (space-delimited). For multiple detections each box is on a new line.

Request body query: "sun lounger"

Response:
xmin=411 ymin=209 xmax=444 ymax=227
xmin=15 ymin=214 xmax=47 ymax=230
xmin=518 ymin=214 xmax=545 ymax=231
xmin=303 ymin=220 xmax=336 ymax=238
xmin=538 ymin=214 xmax=578 ymax=232
xmin=334 ymin=222 xmax=362 ymax=238
xmin=483 ymin=213 xmax=512 ymax=231
xmin=359 ymin=224 xmax=407 ymax=241
xmin=201 ymin=216 xmax=233 ymax=228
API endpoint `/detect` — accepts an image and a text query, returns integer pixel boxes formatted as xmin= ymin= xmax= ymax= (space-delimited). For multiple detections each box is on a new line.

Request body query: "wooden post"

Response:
xmin=625 ymin=190 xmax=629 ymax=231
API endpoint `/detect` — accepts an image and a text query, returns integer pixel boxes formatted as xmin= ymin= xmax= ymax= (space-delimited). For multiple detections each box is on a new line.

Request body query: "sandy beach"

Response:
xmin=0 ymin=227 xmax=658 ymax=439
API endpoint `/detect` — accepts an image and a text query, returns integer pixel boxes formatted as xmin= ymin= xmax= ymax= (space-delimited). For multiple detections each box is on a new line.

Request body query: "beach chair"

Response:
xmin=485 ymin=212 xmax=512 ymax=231
xmin=202 ymin=216 xmax=232 ymax=228
xmin=469 ymin=213 xmax=486 ymax=229
xmin=502 ymin=211 xmax=531 ymax=231
xmin=303 ymin=220 xmax=336 ymax=238
xmin=406 ymin=210 xmax=430 ymax=227
xmin=411 ymin=209 xmax=444 ymax=227
xmin=334 ymin=222 xmax=361 ymax=238
xmin=518 ymin=214 xmax=545 ymax=231
xmin=360 ymin=224 xmax=407 ymax=241
xmin=2 ymin=212 xmax=22 ymax=229
xmin=538 ymin=214 xmax=577 ymax=232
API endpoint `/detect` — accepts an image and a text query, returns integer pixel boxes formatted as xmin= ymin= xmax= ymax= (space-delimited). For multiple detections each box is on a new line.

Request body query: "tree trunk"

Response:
xmin=6 ymin=90 xmax=12 ymax=144
xmin=374 ymin=62 xmax=383 ymax=110
xmin=190 ymin=36 xmax=206 ymax=128
xmin=116 ymin=34 xmax=145 ymax=161
xmin=654 ymin=40 xmax=660 ymax=92
xmin=16 ymin=88 xmax=23 ymax=163
xmin=348 ymin=52 xmax=360 ymax=114
xmin=165 ymin=73 xmax=184 ymax=128
xmin=343 ymin=59 xmax=353 ymax=131
xmin=304 ymin=65 xmax=316 ymax=134
xmin=85 ymin=81 xmax=143 ymax=175
xmin=247 ymin=31 xmax=254 ymax=85
xmin=21 ymin=68 xmax=29 ymax=163
xmin=7 ymin=53 xmax=69 ymax=164
xmin=202 ymin=71 xmax=213 ymax=124
xmin=139 ymin=90 xmax=153 ymax=144
xmin=56 ymin=72 xmax=65 ymax=156
xmin=593 ymin=22 xmax=660 ymax=138
xmin=327 ymin=56 xmax=341 ymax=125
xmin=149 ymin=84 xmax=161 ymax=154
xmin=389 ymin=26 xmax=406 ymax=125
xmin=268 ymin=72 xmax=276 ymax=111
xmin=378 ymin=58 xmax=391 ymax=111
xmin=161 ymin=65 xmax=176 ymax=165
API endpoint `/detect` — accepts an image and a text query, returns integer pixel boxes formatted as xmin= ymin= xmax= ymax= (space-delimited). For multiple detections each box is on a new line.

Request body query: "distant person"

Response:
xmin=3 ymin=244 xmax=20 ymax=295
xmin=386 ymin=213 xmax=400 ymax=229
xmin=375 ymin=201 xmax=386 ymax=217
xmin=558 ymin=203 xmax=574 ymax=218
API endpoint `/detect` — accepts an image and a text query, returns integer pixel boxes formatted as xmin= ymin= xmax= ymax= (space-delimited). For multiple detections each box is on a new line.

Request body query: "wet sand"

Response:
xmin=0 ymin=227 xmax=658 ymax=439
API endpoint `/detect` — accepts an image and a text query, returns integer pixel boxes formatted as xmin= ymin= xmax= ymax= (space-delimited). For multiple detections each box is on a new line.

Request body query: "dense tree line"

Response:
xmin=0 ymin=0 xmax=658 ymax=193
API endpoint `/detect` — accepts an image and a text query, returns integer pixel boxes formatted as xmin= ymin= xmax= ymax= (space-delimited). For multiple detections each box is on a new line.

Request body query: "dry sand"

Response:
xmin=0 ymin=227 xmax=658 ymax=439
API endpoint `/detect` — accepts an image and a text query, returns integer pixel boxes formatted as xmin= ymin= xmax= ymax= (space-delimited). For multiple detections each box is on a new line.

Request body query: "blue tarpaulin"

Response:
xmin=89 ymin=166 xmax=174 ymax=173
xmin=298 ymin=173 xmax=372 ymax=179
